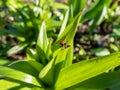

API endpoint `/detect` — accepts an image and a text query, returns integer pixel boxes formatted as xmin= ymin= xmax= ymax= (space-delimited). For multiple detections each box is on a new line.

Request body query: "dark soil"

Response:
xmin=74 ymin=21 xmax=115 ymax=60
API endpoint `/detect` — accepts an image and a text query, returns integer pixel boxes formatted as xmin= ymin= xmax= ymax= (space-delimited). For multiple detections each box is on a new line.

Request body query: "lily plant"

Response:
xmin=0 ymin=0 xmax=120 ymax=90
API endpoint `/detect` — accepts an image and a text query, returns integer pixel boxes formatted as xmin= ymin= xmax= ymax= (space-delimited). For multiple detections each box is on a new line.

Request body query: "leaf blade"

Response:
xmin=55 ymin=52 xmax=120 ymax=89
xmin=68 ymin=71 xmax=120 ymax=90
xmin=0 ymin=65 xmax=41 ymax=87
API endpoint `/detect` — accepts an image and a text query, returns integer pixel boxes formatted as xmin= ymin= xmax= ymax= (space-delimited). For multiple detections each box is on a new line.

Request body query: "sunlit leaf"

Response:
xmin=0 ymin=79 xmax=43 ymax=90
xmin=0 ymin=58 xmax=10 ymax=65
xmin=53 ymin=2 xmax=68 ymax=10
xmin=55 ymin=12 xmax=81 ymax=46
xmin=0 ymin=60 xmax=44 ymax=89
xmin=55 ymin=51 xmax=120 ymax=89
xmin=0 ymin=79 xmax=20 ymax=90
xmin=37 ymin=21 xmax=51 ymax=63
xmin=0 ymin=65 xmax=42 ymax=87
xmin=68 ymin=71 xmax=120 ymax=90
xmin=39 ymin=58 xmax=55 ymax=86
xmin=58 ymin=8 xmax=69 ymax=37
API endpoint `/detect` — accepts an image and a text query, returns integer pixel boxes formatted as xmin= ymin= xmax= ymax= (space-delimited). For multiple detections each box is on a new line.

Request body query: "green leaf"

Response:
xmin=0 ymin=79 xmax=44 ymax=90
xmin=39 ymin=0 xmax=54 ymax=7
xmin=3 ymin=28 xmax=24 ymax=37
xmin=62 ymin=43 xmax=73 ymax=67
xmin=7 ymin=43 xmax=27 ymax=55
xmin=51 ymin=12 xmax=81 ymax=83
xmin=0 ymin=58 xmax=10 ymax=65
xmin=52 ymin=12 xmax=81 ymax=67
xmin=46 ymin=42 xmax=52 ymax=61
xmin=68 ymin=71 xmax=120 ymax=90
xmin=54 ymin=47 xmax=70 ymax=83
xmin=46 ymin=20 xmax=62 ymax=31
xmin=27 ymin=60 xmax=44 ymax=72
xmin=39 ymin=47 xmax=70 ymax=86
xmin=89 ymin=5 xmax=107 ymax=33
xmin=53 ymin=2 xmax=68 ymax=10
xmin=0 ymin=65 xmax=42 ymax=87
xmin=68 ymin=0 xmax=85 ymax=17
xmin=39 ymin=0 xmax=45 ymax=7
xmin=81 ymin=0 xmax=111 ymax=23
xmin=113 ymin=24 xmax=120 ymax=36
xmin=0 ymin=60 xmax=44 ymax=89
xmin=9 ymin=60 xmax=42 ymax=76
xmin=55 ymin=51 xmax=120 ymax=89
xmin=0 ymin=79 xmax=20 ymax=90
xmin=39 ymin=58 xmax=55 ymax=86
xmin=26 ymin=48 xmax=37 ymax=61
xmin=37 ymin=21 xmax=51 ymax=63
xmin=110 ymin=44 xmax=119 ymax=52
xmin=90 ymin=48 xmax=110 ymax=57
xmin=58 ymin=8 xmax=69 ymax=37
xmin=0 ymin=42 xmax=11 ymax=55
xmin=55 ymin=12 xmax=81 ymax=45
xmin=6 ymin=0 xmax=23 ymax=12
xmin=0 ymin=30 xmax=7 ymax=35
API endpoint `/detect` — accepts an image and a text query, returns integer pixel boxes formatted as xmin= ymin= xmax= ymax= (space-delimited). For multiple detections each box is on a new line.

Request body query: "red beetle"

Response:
xmin=60 ymin=40 xmax=70 ymax=48
xmin=60 ymin=40 xmax=67 ymax=46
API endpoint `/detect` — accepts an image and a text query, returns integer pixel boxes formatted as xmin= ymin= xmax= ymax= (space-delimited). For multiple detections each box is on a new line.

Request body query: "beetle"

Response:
xmin=60 ymin=40 xmax=67 ymax=46
xmin=60 ymin=40 xmax=70 ymax=48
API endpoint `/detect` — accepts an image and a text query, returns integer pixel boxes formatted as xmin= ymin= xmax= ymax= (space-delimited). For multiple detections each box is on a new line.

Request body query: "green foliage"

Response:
xmin=55 ymin=51 xmax=120 ymax=89
xmin=68 ymin=0 xmax=85 ymax=17
xmin=0 ymin=10 xmax=120 ymax=89
xmin=0 ymin=0 xmax=63 ymax=55
xmin=0 ymin=0 xmax=120 ymax=90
